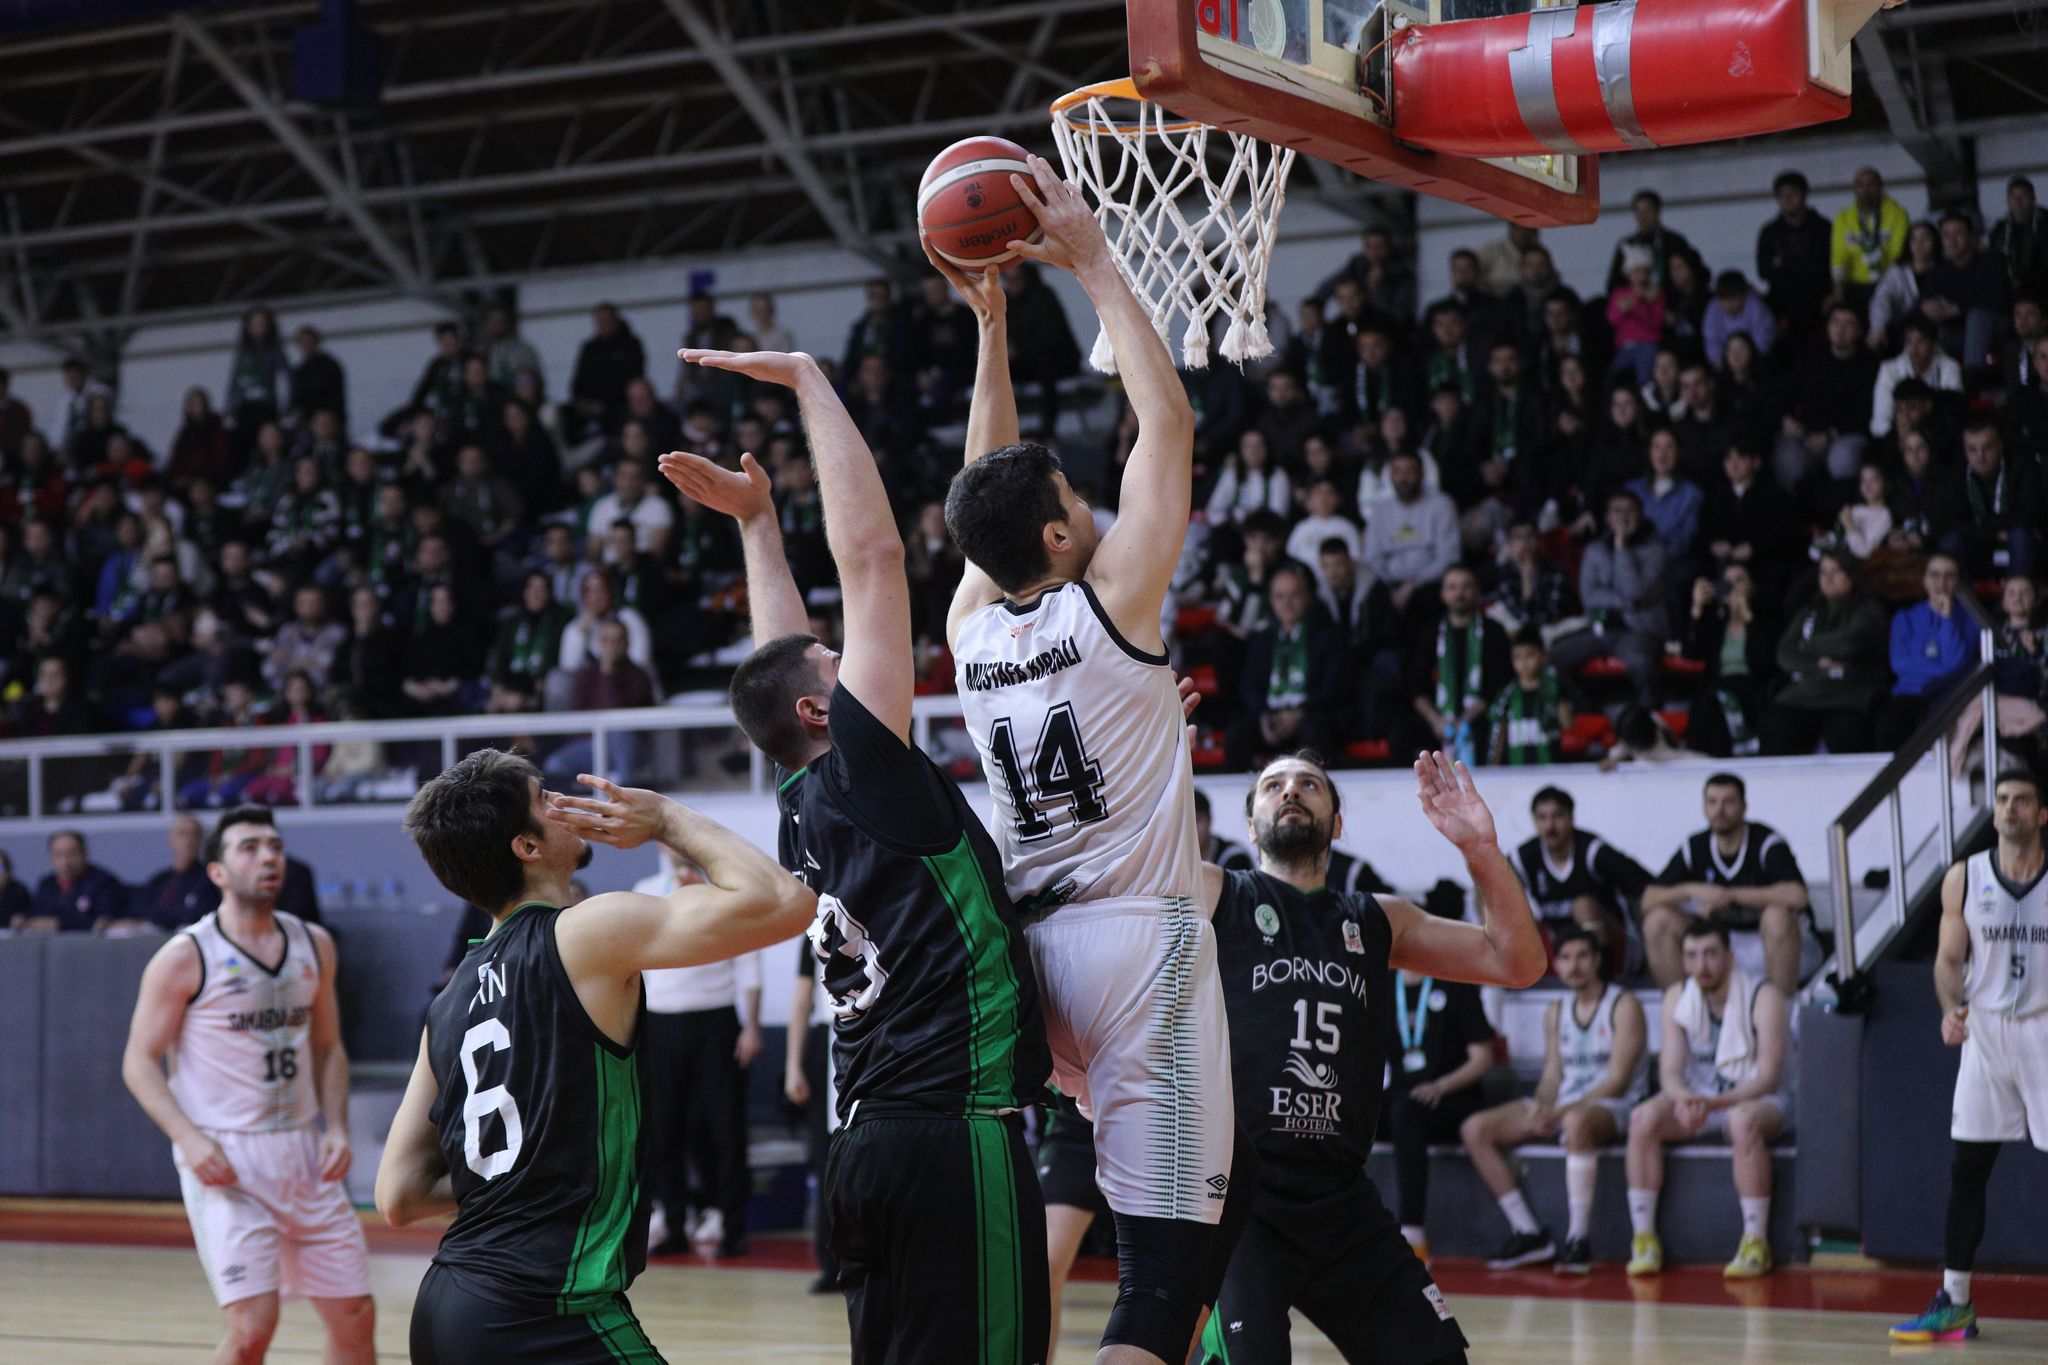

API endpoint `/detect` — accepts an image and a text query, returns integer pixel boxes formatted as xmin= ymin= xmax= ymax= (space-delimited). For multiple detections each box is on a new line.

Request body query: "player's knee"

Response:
xmin=1726 ymin=1107 xmax=1757 ymax=1146
xmin=1458 ymin=1112 xmax=1487 ymax=1148
xmin=1951 ymin=1140 xmax=2000 ymax=1192
xmin=222 ymin=1304 xmax=278 ymax=1359
xmin=1760 ymin=905 xmax=1795 ymax=941
xmin=1628 ymin=1099 xmax=1663 ymax=1141
xmin=1104 ymin=1214 xmax=1220 ymax=1361
xmin=326 ymin=1295 xmax=376 ymax=1343
xmin=1560 ymin=1109 xmax=1600 ymax=1151
xmin=1643 ymin=907 xmax=1680 ymax=941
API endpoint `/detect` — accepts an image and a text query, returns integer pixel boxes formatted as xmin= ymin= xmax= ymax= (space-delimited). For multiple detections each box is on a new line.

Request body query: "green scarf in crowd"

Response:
xmin=1435 ymin=616 xmax=1485 ymax=717
xmin=1487 ymin=666 xmax=1561 ymax=765
xmin=1267 ymin=626 xmax=1310 ymax=710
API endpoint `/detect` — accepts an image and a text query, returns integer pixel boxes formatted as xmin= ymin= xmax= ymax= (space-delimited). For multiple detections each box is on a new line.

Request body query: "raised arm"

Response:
xmin=657 ymin=447 xmax=809 ymax=646
xmin=680 ymin=349 xmax=913 ymax=739
xmin=1383 ymin=752 xmax=1548 ymax=988
xmin=925 ymin=247 xmax=1013 ymax=649
xmin=548 ymin=775 xmax=817 ymax=975
xmin=121 ymin=936 xmax=238 ymax=1188
xmin=1008 ymin=154 xmax=1193 ymax=650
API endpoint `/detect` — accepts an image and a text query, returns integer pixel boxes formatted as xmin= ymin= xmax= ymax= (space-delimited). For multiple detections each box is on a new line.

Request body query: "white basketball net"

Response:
xmin=1051 ymin=85 xmax=1295 ymax=373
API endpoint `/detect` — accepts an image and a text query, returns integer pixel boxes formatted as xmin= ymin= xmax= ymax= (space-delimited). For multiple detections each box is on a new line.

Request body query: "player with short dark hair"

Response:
xmin=1459 ymin=925 xmax=1649 ymax=1273
xmin=1514 ymin=786 xmax=1654 ymax=966
xmin=1196 ymin=750 xmax=1545 ymax=1363
xmin=376 ymin=750 xmax=814 ymax=1364
xmin=1893 ymin=769 xmax=2048 ymax=1342
xmin=1625 ymin=916 xmax=1792 ymax=1280
xmin=1640 ymin=772 xmax=1809 ymax=993
xmin=122 ymin=804 xmax=375 ymax=1365
xmin=939 ymin=156 xmax=1248 ymax=1365
xmin=658 ymin=341 xmax=1053 ymax=1365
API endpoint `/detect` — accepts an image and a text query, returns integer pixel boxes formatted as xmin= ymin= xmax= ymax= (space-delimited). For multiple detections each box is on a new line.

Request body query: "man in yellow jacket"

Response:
xmin=1832 ymin=166 xmax=1912 ymax=314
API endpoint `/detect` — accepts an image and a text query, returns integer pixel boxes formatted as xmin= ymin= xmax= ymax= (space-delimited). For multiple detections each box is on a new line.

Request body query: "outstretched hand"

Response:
xmin=920 ymin=235 xmax=1007 ymax=322
xmin=1004 ymin=153 xmax=1109 ymax=276
xmin=659 ymin=449 xmax=773 ymax=524
xmin=545 ymin=774 xmax=673 ymax=851
xmin=1414 ymin=750 xmax=1496 ymax=853
xmin=675 ymin=347 xmax=820 ymax=388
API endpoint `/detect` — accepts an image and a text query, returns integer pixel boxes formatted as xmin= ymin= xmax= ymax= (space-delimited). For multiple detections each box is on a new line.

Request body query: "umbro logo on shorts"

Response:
xmin=1206 ymin=1173 xmax=1229 ymax=1199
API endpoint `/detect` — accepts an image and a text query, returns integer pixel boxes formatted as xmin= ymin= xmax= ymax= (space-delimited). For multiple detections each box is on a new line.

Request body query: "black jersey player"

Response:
xmin=375 ymin=750 xmax=815 ymax=1364
xmin=659 ymin=346 xmax=1053 ymax=1365
xmin=1197 ymin=750 xmax=1546 ymax=1364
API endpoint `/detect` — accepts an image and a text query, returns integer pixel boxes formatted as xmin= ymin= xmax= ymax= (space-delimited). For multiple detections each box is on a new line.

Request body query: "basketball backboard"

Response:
xmin=1127 ymin=0 xmax=1602 ymax=226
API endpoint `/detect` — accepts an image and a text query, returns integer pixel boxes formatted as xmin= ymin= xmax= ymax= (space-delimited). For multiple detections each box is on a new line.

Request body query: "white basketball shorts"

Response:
xmin=175 ymin=1126 xmax=371 ymax=1305
xmin=1023 ymin=896 xmax=1234 ymax=1224
xmin=1951 ymin=1009 xmax=2048 ymax=1150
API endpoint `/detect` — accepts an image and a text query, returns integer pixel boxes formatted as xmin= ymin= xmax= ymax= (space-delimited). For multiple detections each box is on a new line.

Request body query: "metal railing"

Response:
xmin=0 ymin=695 xmax=979 ymax=820
xmin=1823 ymin=593 xmax=1997 ymax=1006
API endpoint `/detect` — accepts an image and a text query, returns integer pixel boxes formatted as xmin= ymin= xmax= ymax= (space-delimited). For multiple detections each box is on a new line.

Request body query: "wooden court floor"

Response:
xmin=3 ymin=1205 xmax=2046 ymax=1363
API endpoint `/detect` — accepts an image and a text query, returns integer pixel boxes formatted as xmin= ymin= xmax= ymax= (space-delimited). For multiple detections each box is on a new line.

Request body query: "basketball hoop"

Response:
xmin=1050 ymin=79 xmax=1295 ymax=373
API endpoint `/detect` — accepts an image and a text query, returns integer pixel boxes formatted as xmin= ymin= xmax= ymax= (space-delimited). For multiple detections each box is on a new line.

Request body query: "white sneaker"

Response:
xmin=692 ymin=1208 xmax=724 ymax=1246
xmin=647 ymin=1204 xmax=670 ymax=1250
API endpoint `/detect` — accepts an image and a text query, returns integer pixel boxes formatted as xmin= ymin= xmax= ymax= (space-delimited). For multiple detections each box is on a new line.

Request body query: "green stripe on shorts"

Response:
xmin=969 ymin=1115 xmax=1023 ymax=1365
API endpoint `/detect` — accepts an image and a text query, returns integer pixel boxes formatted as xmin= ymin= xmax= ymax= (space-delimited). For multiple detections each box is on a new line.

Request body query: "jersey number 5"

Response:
xmin=988 ymin=703 xmax=1108 ymax=840
xmin=459 ymin=1018 xmax=525 ymax=1179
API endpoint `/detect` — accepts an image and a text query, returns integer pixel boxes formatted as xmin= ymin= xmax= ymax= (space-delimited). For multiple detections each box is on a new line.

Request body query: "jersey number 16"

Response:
xmin=988 ymin=703 xmax=1108 ymax=840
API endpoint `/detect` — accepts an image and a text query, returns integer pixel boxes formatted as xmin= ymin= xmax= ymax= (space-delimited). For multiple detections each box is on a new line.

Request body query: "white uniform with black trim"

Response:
xmin=168 ymin=911 xmax=369 ymax=1305
xmin=1554 ymin=983 xmax=1648 ymax=1126
xmin=1953 ymin=851 xmax=2048 ymax=1148
xmin=955 ymin=580 xmax=1230 ymax=1221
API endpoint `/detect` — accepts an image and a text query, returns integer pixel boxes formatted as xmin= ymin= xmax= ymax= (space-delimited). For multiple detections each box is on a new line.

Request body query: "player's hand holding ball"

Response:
xmin=920 ymin=236 xmax=1007 ymax=324
xmin=1941 ymin=1004 xmax=1970 ymax=1047
xmin=1006 ymin=154 xmax=1111 ymax=278
xmin=180 ymin=1132 xmax=237 ymax=1187
xmin=547 ymin=773 xmax=673 ymax=851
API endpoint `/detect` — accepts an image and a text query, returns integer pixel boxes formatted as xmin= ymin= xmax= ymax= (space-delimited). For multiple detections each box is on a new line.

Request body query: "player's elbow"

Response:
xmin=843 ymin=534 xmax=905 ymax=579
xmin=773 ymin=882 xmax=819 ymax=941
xmin=374 ymin=1171 xmax=420 ymax=1227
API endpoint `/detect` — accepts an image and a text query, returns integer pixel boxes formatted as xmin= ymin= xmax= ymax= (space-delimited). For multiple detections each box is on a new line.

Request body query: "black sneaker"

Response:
xmin=1485 ymin=1228 xmax=1557 ymax=1269
xmin=1555 ymin=1235 xmax=1592 ymax=1275
xmin=807 ymin=1271 xmax=841 ymax=1294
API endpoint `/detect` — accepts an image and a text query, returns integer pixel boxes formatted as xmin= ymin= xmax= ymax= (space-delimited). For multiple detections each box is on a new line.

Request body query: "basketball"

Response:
xmin=917 ymin=135 xmax=1042 ymax=269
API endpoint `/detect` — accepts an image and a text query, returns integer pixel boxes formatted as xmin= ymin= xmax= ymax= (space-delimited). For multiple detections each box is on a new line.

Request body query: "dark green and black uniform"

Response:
xmin=778 ymin=683 xmax=1051 ymax=1365
xmin=1200 ymin=869 xmax=1469 ymax=1365
xmin=411 ymin=903 xmax=661 ymax=1364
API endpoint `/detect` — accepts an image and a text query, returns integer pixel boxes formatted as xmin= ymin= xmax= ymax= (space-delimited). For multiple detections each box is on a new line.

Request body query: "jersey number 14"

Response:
xmin=988 ymin=703 xmax=1108 ymax=840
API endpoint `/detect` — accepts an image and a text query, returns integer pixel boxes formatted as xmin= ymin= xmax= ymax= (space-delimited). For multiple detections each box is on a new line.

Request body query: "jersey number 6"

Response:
xmin=988 ymin=703 xmax=1109 ymax=840
xmin=459 ymin=1018 xmax=525 ymax=1179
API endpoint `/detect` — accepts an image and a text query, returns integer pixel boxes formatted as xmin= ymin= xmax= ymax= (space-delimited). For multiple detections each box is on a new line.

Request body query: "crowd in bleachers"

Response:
xmin=2 ymin=165 xmax=2045 ymax=800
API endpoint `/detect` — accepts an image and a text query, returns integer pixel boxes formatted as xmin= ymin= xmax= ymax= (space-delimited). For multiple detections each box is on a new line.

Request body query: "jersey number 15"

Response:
xmin=988 ymin=703 xmax=1108 ymax=841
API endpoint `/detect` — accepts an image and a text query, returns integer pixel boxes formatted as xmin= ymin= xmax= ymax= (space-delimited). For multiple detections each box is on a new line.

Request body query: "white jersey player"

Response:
xmin=1893 ymin=770 xmax=2048 ymax=1343
xmin=122 ymin=807 xmax=373 ymax=1365
xmin=934 ymin=156 xmax=1238 ymax=1365
xmin=1461 ymin=926 xmax=1649 ymax=1272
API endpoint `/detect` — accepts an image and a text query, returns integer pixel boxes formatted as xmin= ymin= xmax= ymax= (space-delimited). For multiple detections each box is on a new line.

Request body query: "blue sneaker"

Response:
xmin=1890 ymin=1290 xmax=1979 ymax=1342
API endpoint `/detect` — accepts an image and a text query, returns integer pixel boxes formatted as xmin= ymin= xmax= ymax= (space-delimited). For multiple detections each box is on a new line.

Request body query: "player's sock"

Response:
xmin=1739 ymin=1196 xmax=1769 ymax=1241
xmin=1401 ymin=1224 xmax=1427 ymax=1249
xmin=1565 ymin=1155 xmax=1597 ymax=1240
xmin=1627 ymin=1188 xmax=1658 ymax=1236
xmin=1498 ymin=1189 xmax=1540 ymax=1235
xmin=1943 ymin=1269 xmax=1972 ymax=1307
